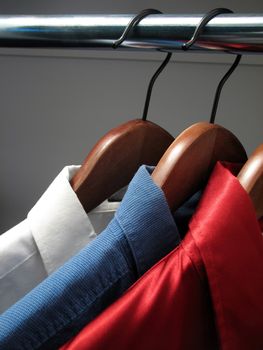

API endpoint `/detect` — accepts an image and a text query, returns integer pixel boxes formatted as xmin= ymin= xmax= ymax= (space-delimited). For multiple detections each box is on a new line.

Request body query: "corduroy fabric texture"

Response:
xmin=0 ymin=165 xmax=187 ymax=350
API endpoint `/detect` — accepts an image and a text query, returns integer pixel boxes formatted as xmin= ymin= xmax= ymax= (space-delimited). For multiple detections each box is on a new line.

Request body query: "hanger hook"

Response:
xmin=113 ymin=9 xmax=162 ymax=49
xmin=113 ymin=9 xmax=172 ymax=121
xmin=210 ymin=55 xmax=241 ymax=123
xmin=182 ymin=8 xmax=233 ymax=51
xmin=182 ymin=8 xmax=242 ymax=124
xmin=141 ymin=52 xmax=172 ymax=121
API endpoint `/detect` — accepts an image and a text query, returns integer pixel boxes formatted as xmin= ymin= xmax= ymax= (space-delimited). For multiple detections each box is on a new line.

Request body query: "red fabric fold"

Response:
xmin=61 ymin=162 xmax=263 ymax=350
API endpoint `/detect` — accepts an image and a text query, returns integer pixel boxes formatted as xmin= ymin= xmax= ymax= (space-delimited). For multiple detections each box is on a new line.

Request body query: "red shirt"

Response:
xmin=61 ymin=162 xmax=263 ymax=350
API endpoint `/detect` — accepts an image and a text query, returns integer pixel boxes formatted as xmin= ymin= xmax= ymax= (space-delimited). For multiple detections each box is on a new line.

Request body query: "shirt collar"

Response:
xmin=115 ymin=165 xmax=180 ymax=276
xmin=189 ymin=162 xmax=263 ymax=347
xmin=27 ymin=166 xmax=97 ymax=275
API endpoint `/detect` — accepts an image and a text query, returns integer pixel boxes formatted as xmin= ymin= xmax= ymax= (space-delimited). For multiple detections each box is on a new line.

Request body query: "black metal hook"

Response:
xmin=182 ymin=8 xmax=233 ymax=51
xmin=142 ymin=52 xmax=172 ymax=121
xmin=210 ymin=55 xmax=241 ymax=123
xmin=182 ymin=8 xmax=242 ymax=124
xmin=113 ymin=9 xmax=172 ymax=121
xmin=113 ymin=9 xmax=162 ymax=49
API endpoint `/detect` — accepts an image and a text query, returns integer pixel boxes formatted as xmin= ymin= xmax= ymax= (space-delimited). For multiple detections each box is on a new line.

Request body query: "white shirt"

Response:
xmin=0 ymin=165 xmax=120 ymax=314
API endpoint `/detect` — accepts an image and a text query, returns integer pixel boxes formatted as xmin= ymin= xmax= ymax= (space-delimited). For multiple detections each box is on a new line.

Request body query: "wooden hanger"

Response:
xmin=152 ymin=122 xmax=247 ymax=211
xmin=151 ymin=10 xmax=247 ymax=211
xmin=71 ymin=119 xmax=174 ymax=213
xmin=238 ymin=144 xmax=263 ymax=218
xmin=71 ymin=10 xmax=174 ymax=213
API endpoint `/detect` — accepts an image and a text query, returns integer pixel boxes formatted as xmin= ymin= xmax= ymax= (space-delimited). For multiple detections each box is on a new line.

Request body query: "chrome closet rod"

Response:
xmin=0 ymin=14 xmax=262 ymax=54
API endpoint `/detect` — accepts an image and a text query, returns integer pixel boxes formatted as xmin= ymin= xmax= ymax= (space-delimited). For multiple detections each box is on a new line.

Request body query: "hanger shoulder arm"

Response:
xmin=238 ymin=144 xmax=263 ymax=218
xmin=152 ymin=122 xmax=247 ymax=210
xmin=71 ymin=119 xmax=174 ymax=213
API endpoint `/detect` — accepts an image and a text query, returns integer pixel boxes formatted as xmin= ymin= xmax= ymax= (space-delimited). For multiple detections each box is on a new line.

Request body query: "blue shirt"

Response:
xmin=0 ymin=166 xmax=199 ymax=349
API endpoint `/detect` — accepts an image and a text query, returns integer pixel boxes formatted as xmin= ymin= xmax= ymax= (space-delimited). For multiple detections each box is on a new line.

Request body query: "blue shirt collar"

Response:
xmin=114 ymin=165 xmax=180 ymax=276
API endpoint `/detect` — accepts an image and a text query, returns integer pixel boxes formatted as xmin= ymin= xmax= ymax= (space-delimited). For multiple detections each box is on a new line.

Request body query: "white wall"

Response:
xmin=1 ymin=1 xmax=263 ymax=232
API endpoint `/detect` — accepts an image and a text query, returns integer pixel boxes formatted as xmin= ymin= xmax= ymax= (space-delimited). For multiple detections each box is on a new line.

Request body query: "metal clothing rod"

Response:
xmin=0 ymin=14 xmax=262 ymax=54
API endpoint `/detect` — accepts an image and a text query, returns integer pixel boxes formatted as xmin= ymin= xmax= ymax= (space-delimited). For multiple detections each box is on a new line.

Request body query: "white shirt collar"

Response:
xmin=0 ymin=166 xmax=121 ymax=313
xmin=27 ymin=165 xmax=119 ymax=275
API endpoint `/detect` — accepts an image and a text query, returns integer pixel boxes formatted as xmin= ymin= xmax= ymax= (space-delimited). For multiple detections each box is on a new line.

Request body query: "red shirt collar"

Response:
xmin=189 ymin=162 xmax=263 ymax=349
